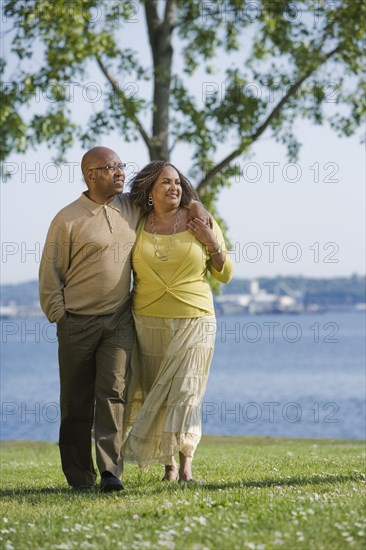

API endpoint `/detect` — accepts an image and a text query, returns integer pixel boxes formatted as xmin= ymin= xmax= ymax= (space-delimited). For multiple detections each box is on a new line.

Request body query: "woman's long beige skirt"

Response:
xmin=122 ymin=314 xmax=216 ymax=467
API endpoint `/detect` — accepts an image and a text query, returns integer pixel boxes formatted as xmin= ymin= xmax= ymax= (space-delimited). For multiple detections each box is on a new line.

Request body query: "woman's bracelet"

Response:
xmin=208 ymin=244 xmax=223 ymax=257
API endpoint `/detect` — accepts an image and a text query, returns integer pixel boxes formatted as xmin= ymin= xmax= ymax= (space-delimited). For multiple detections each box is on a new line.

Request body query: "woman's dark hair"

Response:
xmin=129 ymin=161 xmax=198 ymax=213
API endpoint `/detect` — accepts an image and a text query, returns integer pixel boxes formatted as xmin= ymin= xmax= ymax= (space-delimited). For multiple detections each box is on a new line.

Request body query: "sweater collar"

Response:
xmin=80 ymin=192 xmax=122 ymax=215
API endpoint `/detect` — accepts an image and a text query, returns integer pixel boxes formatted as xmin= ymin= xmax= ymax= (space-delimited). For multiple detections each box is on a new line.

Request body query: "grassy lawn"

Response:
xmin=0 ymin=436 xmax=365 ymax=549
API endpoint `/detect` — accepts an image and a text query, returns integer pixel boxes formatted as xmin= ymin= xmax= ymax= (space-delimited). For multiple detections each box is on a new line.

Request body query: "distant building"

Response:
xmin=0 ymin=303 xmax=18 ymax=319
xmin=0 ymin=301 xmax=43 ymax=319
xmin=214 ymin=279 xmax=305 ymax=315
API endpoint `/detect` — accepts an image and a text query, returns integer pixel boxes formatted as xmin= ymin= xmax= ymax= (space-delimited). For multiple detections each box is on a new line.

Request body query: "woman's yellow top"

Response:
xmin=131 ymin=217 xmax=233 ymax=317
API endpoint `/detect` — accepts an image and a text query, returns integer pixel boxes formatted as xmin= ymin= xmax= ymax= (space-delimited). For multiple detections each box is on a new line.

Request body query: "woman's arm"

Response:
xmin=187 ymin=218 xmax=233 ymax=283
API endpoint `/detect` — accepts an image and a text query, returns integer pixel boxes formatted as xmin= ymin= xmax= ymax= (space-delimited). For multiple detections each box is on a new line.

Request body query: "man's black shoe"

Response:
xmin=100 ymin=472 xmax=124 ymax=493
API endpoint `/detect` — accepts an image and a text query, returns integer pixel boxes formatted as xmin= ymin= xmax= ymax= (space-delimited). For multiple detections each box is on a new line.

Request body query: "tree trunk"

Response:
xmin=145 ymin=1 xmax=175 ymax=161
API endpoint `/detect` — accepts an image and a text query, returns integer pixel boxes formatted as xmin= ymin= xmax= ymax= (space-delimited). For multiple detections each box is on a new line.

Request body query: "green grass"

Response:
xmin=0 ymin=436 xmax=365 ymax=549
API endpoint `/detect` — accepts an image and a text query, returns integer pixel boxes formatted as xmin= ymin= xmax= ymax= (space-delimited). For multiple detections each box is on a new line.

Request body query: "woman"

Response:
xmin=123 ymin=161 xmax=233 ymax=481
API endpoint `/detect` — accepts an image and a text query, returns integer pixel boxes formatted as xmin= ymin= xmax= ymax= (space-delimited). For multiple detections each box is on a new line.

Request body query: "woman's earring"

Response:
xmin=148 ymin=193 xmax=154 ymax=206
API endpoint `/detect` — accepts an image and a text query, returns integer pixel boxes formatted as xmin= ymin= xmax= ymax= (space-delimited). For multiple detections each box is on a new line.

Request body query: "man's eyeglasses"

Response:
xmin=90 ymin=163 xmax=126 ymax=172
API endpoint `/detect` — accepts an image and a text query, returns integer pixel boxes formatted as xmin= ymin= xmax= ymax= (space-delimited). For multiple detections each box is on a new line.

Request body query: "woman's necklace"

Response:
xmin=150 ymin=208 xmax=181 ymax=261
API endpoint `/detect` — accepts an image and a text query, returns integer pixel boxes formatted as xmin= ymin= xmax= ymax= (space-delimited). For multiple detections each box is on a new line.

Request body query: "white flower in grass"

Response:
xmin=183 ymin=527 xmax=191 ymax=533
xmin=162 ymin=500 xmax=173 ymax=509
xmin=133 ymin=515 xmax=140 ymax=521
xmin=5 ymin=542 xmax=14 ymax=550
xmin=2 ymin=519 xmax=9 ymax=524
xmin=287 ymin=451 xmax=293 ymax=457
xmin=357 ymin=531 xmax=365 ymax=536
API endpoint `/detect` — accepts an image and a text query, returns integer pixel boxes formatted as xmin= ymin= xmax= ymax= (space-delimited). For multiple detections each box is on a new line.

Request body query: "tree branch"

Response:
xmin=96 ymin=56 xmax=151 ymax=149
xmin=145 ymin=0 xmax=161 ymax=41
xmin=164 ymin=0 xmax=176 ymax=30
xmin=196 ymin=45 xmax=341 ymax=196
xmin=168 ymin=135 xmax=179 ymax=155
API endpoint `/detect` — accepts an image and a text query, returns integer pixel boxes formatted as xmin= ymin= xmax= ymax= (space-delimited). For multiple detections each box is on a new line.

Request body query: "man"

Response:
xmin=39 ymin=146 xmax=208 ymax=492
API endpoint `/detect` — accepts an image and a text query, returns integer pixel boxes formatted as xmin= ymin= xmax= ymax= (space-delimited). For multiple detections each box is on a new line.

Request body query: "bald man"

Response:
xmin=39 ymin=147 xmax=209 ymax=492
xmin=40 ymin=147 xmax=140 ymax=492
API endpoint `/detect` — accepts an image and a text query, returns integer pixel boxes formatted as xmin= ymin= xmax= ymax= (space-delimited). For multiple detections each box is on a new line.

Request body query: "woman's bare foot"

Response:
xmin=162 ymin=459 xmax=179 ymax=481
xmin=178 ymin=452 xmax=193 ymax=481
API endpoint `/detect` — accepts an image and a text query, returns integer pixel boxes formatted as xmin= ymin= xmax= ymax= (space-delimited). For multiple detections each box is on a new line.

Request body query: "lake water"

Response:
xmin=1 ymin=312 xmax=365 ymax=441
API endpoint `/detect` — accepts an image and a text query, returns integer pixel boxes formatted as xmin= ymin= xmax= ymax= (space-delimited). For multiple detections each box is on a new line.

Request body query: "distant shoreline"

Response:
xmin=1 ymin=275 xmax=365 ymax=316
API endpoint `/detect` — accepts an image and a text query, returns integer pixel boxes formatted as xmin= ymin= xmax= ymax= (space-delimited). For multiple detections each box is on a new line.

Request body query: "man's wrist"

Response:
xmin=187 ymin=199 xmax=203 ymax=208
xmin=57 ymin=311 xmax=68 ymax=325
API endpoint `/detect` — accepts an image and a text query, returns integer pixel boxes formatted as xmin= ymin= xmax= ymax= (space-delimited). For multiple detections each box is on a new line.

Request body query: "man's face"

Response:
xmin=88 ymin=150 xmax=125 ymax=201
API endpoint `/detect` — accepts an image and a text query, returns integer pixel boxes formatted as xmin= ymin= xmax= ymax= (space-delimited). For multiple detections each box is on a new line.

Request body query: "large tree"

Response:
xmin=1 ymin=0 xmax=365 ymax=210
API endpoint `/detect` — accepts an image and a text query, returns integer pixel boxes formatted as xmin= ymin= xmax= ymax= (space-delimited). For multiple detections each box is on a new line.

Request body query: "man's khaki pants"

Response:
xmin=57 ymin=300 xmax=134 ymax=486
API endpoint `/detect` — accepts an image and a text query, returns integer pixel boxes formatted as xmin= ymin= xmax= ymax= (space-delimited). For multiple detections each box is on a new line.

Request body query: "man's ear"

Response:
xmin=87 ymin=168 xmax=96 ymax=183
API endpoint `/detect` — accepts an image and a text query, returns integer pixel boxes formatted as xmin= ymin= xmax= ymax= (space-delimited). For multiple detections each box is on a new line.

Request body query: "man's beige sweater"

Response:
xmin=39 ymin=192 xmax=140 ymax=323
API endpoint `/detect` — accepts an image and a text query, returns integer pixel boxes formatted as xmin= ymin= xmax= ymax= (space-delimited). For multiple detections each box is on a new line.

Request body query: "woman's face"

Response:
xmin=151 ymin=165 xmax=182 ymax=210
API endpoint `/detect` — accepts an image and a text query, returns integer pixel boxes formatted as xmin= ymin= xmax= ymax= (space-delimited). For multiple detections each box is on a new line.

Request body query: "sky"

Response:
xmin=1 ymin=3 xmax=365 ymax=285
